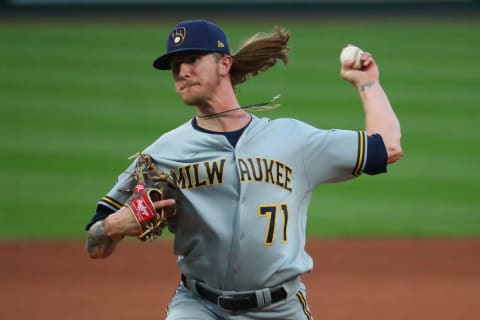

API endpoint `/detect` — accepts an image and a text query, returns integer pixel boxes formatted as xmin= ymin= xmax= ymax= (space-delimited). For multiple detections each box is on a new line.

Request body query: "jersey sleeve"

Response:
xmin=363 ymin=133 xmax=388 ymax=175
xmin=302 ymin=129 xmax=387 ymax=187
xmin=85 ymin=161 xmax=137 ymax=230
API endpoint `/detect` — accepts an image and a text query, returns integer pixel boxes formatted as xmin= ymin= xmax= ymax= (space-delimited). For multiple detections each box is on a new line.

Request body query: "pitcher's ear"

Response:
xmin=218 ymin=54 xmax=233 ymax=75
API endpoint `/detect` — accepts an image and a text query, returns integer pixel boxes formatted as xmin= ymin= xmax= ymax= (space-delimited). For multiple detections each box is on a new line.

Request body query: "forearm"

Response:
xmin=358 ymin=80 xmax=403 ymax=163
xmin=86 ymin=205 xmax=146 ymax=258
xmin=85 ymin=197 xmax=175 ymax=258
xmin=86 ymin=219 xmax=122 ymax=259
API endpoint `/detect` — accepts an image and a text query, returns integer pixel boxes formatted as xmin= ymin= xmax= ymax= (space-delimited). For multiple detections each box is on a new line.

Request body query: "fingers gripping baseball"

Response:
xmin=340 ymin=44 xmax=379 ymax=86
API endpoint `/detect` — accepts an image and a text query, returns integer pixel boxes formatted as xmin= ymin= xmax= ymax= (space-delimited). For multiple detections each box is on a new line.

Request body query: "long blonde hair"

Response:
xmin=230 ymin=27 xmax=290 ymax=87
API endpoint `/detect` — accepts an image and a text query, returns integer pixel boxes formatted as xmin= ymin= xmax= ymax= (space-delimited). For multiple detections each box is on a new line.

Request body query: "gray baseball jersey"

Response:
xmin=88 ymin=115 xmax=385 ymax=293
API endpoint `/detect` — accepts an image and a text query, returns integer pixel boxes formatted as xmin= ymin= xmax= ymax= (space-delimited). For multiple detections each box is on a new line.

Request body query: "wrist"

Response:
xmin=357 ymin=80 xmax=377 ymax=92
xmin=104 ymin=213 xmax=124 ymax=241
xmin=86 ymin=219 xmax=120 ymax=258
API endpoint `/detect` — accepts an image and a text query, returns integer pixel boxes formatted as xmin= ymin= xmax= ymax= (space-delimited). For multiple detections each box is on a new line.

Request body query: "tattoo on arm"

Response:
xmin=360 ymin=81 xmax=376 ymax=92
xmin=86 ymin=220 xmax=113 ymax=256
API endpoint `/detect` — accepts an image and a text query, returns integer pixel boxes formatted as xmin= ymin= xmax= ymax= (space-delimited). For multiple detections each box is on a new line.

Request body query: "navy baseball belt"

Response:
xmin=181 ymin=274 xmax=287 ymax=311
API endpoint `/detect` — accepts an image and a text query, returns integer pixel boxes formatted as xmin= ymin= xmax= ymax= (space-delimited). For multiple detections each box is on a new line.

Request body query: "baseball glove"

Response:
xmin=121 ymin=153 xmax=178 ymax=242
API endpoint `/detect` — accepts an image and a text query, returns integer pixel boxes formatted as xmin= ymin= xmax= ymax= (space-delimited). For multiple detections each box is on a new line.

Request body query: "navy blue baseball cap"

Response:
xmin=153 ymin=19 xmax=231 ymax=70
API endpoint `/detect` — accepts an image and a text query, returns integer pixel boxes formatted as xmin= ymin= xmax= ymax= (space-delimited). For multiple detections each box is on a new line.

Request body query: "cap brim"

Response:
xmin=153 ymin=48 xmax=216 ymax=70
xmin=153 ymin=52 xmax=175 ymax=70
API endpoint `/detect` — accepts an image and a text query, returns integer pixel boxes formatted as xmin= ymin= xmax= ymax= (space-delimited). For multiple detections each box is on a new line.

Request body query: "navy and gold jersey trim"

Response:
xmin=100 ymin=196 xmax=123 ymax=210
xmin=353 ymin=130 xmax=366 ymax=176
xmin=363 ymin=133 xmax=388 ymax=175
xmin=85 ymin=197 xmax=122 ymax=231
xmin=296 ymin=291 xmax=313 ymax=320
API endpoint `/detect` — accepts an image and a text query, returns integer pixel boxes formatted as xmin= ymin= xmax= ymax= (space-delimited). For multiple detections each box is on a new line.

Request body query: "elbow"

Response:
xmin=383 ymin=129 xmax=403 ymax=164
xmin=89 ymin=253 xmax=110 ymax=259
xmin=86 ymin=241 xmax=111 ymax=259
xmin=88 ymin=252 xmax=102 ymax=259
xmin=87 ymin=246 xmax=109 ymax=259
xmin=387 ymin=144 xmax=403 ymax=164
xmin=85 ymin=219 xmax=118 ymax=260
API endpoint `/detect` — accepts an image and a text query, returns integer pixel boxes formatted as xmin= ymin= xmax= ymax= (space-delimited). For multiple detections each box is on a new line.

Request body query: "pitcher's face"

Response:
xmin=171 ymin=52 xmax=223 ymax=106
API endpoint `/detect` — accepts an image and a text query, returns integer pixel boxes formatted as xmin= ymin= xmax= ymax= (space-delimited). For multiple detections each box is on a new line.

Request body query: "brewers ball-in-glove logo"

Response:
xmin=171 ymin=27 xmax=186 ymax=47
xmin=120 ymin=153 xmax=178 ymax=241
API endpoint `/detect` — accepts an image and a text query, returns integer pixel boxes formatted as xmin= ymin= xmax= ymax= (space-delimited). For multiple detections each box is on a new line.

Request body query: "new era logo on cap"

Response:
xmin=153 ymin=20 xmax=231 ymax=70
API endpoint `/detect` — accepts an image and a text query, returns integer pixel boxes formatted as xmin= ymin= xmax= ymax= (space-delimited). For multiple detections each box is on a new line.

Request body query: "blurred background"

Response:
xmin=1 ymin=0 xmax=479 ymax=240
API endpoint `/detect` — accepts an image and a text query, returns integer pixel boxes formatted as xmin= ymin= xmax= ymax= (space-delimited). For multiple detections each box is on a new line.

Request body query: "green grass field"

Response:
xmin=1 ymin=17 xmax=478 ymax=239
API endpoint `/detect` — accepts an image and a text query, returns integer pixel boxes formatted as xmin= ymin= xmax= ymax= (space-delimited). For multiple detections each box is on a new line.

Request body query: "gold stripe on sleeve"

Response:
xmin=353 ymin=130 xmax=365 ymax=176
xmin=101 ymin=196 xmax=123 ymax=209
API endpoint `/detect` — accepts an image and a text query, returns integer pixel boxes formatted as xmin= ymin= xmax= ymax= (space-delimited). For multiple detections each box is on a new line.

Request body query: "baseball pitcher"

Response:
xmin=85 ymin=20 xmax=402 ymax=320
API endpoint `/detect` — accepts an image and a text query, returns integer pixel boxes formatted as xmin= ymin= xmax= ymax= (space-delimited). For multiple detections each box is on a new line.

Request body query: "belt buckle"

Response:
xmin=217 ymin=294 xmax=253 ymax=311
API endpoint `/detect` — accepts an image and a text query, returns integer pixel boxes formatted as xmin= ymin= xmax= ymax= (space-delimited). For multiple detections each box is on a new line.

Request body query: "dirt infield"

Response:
xmin=1 ymin=238 xmax=479 ymax=320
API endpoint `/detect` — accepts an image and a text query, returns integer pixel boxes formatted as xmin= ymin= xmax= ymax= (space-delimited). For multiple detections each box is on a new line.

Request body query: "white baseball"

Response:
xmin=340 ymin=45 xmax=364 ymax=69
